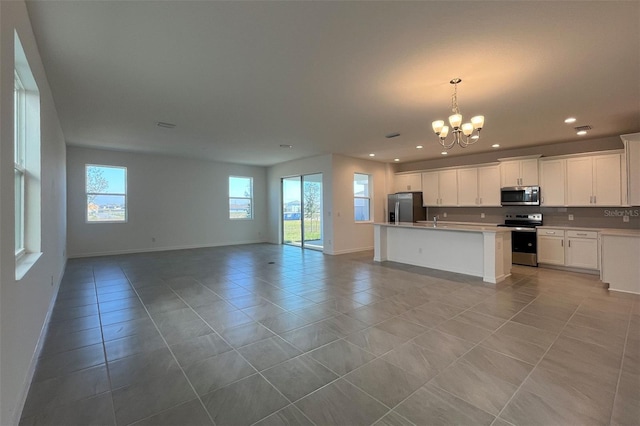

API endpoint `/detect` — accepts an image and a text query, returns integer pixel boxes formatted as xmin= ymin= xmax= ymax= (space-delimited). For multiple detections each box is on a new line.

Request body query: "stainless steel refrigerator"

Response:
xmin=387 ymin=192 xmax=426 ymax=223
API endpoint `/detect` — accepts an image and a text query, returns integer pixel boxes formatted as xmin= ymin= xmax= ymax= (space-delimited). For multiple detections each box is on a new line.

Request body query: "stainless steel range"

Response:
xmin=498 ymin=213 xmax=543 ymax=266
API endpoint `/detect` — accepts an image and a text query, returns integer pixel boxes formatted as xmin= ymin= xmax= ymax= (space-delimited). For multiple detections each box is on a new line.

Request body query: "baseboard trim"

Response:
xmin=13 ymin=258 xmax=66 ymax=425
xmin=330 ymin=246 xmax=374 ymax=255
xmin=537 ymin=263 xmax=600 ymax=276
xmin=68 ymin=240 xmax=268 ymax=258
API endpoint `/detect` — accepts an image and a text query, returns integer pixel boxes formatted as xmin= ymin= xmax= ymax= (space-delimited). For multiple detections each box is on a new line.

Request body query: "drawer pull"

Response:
xmin=577 ymin=233 xmax=587 ymax=236
xmin=546 ymin=231 xmax=556 ymax=234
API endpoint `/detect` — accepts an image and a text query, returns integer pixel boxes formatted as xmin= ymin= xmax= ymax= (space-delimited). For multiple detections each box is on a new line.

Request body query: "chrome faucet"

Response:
xmin=433 ymin=215 xmax=438 ymax=227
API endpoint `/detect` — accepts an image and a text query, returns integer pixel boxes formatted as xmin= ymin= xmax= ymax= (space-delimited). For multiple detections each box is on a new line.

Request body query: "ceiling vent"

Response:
xmin=385 ymin=132 xmax=401 ymax=139
xmin=574 ymin=125 xmax=592 ymax=132
xmin=156 ymin=121 xmax=176 ymax=129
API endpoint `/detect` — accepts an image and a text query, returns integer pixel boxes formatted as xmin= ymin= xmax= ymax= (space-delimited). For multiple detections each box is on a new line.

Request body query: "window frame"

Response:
xmin=14 ymin=71 xmax=26 ymax=259
xmin=354 ymin=173 xmax=373 ymax=223
xmin=229 ymin=175 xmax=253 ymax=220
xmin=85 ymin=164 xmax=128 ymax=224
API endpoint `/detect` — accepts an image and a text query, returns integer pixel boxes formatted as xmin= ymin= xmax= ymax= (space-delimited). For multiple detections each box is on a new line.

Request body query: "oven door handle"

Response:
xmin=509 ymin=227 xmax=537 ymax=233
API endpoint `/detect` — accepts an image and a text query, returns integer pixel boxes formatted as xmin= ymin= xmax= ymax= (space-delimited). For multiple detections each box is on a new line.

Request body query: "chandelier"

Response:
xmin=432 ymin=78 xmax=484 ymax=149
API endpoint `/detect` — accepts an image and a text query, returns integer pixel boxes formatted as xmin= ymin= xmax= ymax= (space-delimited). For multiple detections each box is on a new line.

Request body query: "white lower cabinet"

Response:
xmin=565 ymin=230 xmax=599 ymax=269
xmin=537 ymin=230 xmax=565 ymax=265
xmin=537 ymin=228 xmax=599 ymax=270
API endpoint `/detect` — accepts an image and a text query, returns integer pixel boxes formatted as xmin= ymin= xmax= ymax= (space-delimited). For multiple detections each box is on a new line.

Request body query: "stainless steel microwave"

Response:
xmin=501 ymin=186 xmax=541 ymax=206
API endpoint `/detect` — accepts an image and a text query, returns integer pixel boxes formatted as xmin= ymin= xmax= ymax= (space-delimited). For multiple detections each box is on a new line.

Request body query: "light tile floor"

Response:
xmin=19 ymin=244 xmax=640 ymax=425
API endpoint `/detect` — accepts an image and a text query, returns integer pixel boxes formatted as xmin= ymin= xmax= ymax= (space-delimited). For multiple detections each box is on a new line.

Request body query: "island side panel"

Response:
xmin=482 ymin=231 xmax=512 ymax=284
xmin=385 ymin=227 xmax=485 ymax=278
xmin=373 ymin=224 xmax=388 ymax=262
xmin=601 ymin=234 xmax=640 ymax=294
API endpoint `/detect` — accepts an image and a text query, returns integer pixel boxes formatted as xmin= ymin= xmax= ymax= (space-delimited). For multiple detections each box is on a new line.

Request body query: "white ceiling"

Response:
xmin=26 ymin=1 xmax=640 ymax=166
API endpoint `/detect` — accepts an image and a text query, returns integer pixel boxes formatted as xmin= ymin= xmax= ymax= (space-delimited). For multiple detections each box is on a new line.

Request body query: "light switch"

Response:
xmin=568 ymin=214 xmax=574 ymax=221
xmin=624 ymin=215 xmax=630 ymax=222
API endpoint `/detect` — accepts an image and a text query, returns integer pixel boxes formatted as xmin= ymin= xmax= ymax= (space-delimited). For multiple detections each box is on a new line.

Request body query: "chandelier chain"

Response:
xmin=431 ymin=77 xmax=484 ymax=150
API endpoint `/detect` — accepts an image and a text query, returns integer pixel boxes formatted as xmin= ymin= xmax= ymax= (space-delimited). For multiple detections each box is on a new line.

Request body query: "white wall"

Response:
xmin=331 ymin=155 xmax=391 ymax=254
xmin=0 ymin=1 xmax=67 ymax=424
xmin=266 ymin=154 xmax=391 ymax=255
xmin=67 ymin=146 xmax=268 ymax=257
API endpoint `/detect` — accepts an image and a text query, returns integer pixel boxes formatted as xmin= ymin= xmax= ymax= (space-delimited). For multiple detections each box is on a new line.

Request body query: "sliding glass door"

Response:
xmin=282 ymin=174 xmax=323 ymax=250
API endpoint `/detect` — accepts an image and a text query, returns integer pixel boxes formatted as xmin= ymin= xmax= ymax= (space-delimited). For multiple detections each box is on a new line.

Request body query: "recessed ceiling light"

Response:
xmin=156 ymin=121 xmax=176 ymax=129
xmin=279 ymin=144 xmax=293 ymax=148
xmin=441 ymin=151 xmax=448 ymax=155
xmin=416 ymin=145 xmax=423 ymax=149
xmin=564 ymin=117 xmax=577 ymax=124
xmin=393 ymin=158 xmax=400 ymax=162
xmin=576 ymin=130 xmax=588 ymax=136
xmin=492 ymin=144 xmax=500 ymax=148
xmin=369 ymin=153 xmax=375 ymax=157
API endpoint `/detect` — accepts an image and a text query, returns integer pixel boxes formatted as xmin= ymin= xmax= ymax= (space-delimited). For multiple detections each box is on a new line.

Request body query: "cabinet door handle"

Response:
xmin=568 ymin=240 xmax=571 ymax=248
xmin=561 ymin=239 xmax=564 ymax=247
xmin=593 ymin=195 xmax=596 ymax=204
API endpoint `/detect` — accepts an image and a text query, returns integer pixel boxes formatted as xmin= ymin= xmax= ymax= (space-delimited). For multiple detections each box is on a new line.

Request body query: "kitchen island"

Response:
xmin=373 ymin=222 xmax=512 ymax=283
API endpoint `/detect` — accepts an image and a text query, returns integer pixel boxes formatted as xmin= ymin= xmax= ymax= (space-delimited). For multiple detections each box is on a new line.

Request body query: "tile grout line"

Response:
xmin=362 ymin=282 xmax=546 ymax=423
xmin=607 ymin=302 xmax=634 ymax=426
xmin=120 ymin=269 xmax=218 ymax=426
xmin=166 ymin=283 xmax=318 ymax=426
xmin=492 ymin=294 xmax=592 ymax=423
xmin=92 ymin=266 xmax=120 ymax=426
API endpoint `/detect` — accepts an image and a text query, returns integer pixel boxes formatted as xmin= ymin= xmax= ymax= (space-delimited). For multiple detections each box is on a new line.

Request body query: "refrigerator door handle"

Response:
xmin=395 ymin=201 xmax=400 ymax=224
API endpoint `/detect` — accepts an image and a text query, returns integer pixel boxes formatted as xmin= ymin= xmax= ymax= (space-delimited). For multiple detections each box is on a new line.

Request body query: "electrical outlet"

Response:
xmin=443 ymin=212 xmax=448 ymax=218
xmin=481 ymin=213 xmax=485 ymax=219
xmin=623 ymin=215 xmax=630 ymax=223
xmin=568 ymin=214 xmax=574 ymax=221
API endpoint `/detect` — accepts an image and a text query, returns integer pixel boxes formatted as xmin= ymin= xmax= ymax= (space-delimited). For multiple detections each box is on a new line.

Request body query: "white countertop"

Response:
xmin=416 ymin=220 xmax=501 ymax=227
xmin=375 ymin=222 xmax=512 ymax=233
xmin=537 ymin=225 xmax=640 ymax=236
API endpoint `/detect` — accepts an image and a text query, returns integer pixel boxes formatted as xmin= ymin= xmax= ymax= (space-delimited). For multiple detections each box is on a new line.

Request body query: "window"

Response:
xmin=354 ymin=173 xmax=372 ymax=222
xmin=14 ymin=72 xmax=26 ymax=256
xmin=86 ymin=165 xmax=127 ymax=222
xmin=229 ymin=176 xmax=253 ymax=219
xmin=14 ymin=30 xmax=41 ymax=270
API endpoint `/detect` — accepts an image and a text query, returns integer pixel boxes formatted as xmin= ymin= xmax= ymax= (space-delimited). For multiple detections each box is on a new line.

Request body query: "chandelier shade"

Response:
xmin=432 ymin=78 xmax=484 ymax=149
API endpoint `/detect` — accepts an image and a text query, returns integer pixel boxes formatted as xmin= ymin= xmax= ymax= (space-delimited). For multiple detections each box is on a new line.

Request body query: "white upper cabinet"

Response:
xmin=567 ymin=153 xmax=622 ymax=206
xmin=499 ymin=158 xmax=539 ymax=187
xmin=422 ymin=169 xmax=457 ymax=206
xmin=457 ymin=165 xmax=500 ymax=206
xmin=539 ymin=159 xmax=566 ymax=206
xmin=478 ymin=165 xmax=501 ymax=206
xmin=394 ymin=173 xmax=422 ymax=193
xmin=457 ymin=168 xmax=479 ymax=206
xmin=621 ymin=133 xmax=640 ymax=206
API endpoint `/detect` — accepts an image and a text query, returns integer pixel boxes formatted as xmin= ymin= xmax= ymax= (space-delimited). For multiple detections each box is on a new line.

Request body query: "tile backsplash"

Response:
xmin=425 ymin=206 xmax=640 ymax=230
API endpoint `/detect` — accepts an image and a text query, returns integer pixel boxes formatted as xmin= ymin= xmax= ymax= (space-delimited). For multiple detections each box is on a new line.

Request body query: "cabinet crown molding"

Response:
xmin=395 ymin=161 xmax=500 ymax=175
xmin=497 ymin=155 xmax=542 ymax=162
xmin=620 ymin=132 xmax=640 ymax=143
xmin=539 ymin=149 xmax=624 ymax=161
